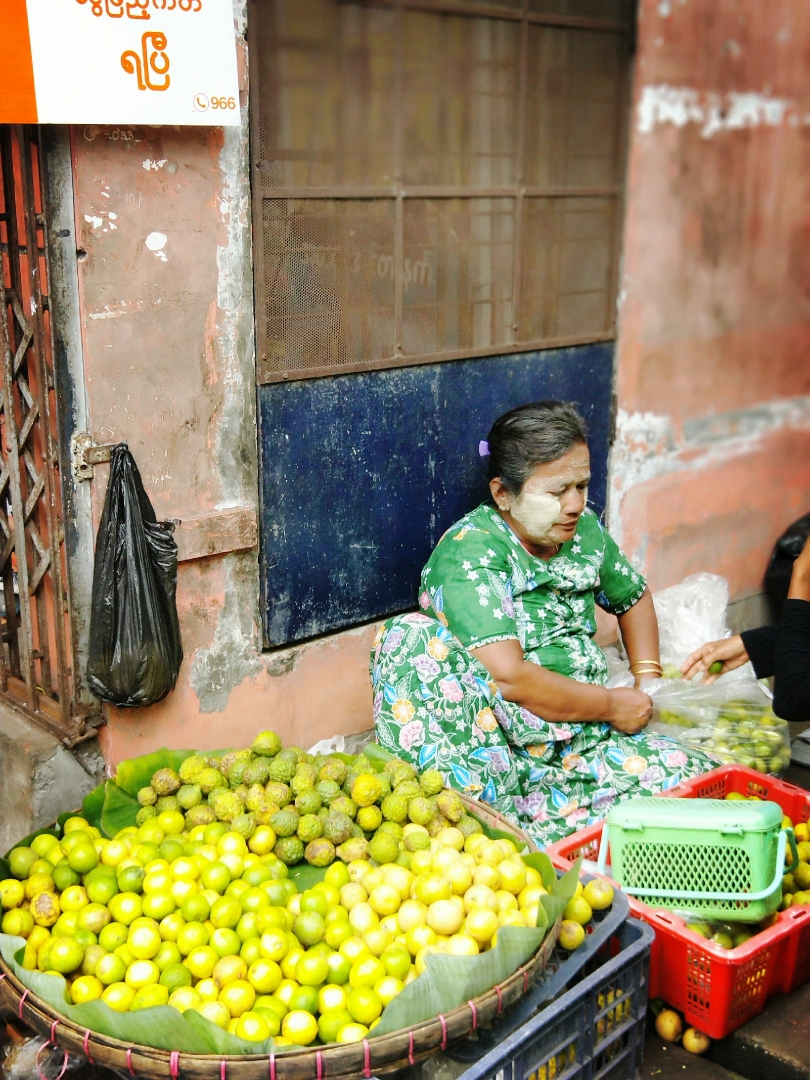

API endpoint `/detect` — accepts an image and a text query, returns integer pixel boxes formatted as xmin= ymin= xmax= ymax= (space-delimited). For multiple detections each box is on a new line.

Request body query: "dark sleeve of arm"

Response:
xmin=739 ymin=626 xmax=776 ymax=679
xmin=772 ymin=600 xmax=810 ymax=723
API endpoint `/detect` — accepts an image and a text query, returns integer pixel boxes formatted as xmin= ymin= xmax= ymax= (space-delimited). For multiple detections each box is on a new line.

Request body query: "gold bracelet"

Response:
xmin=630 ymin=661 xmax=662 ymax=673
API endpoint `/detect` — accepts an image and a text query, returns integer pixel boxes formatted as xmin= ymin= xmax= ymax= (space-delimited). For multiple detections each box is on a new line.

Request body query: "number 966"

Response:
xmin=212 ymin=97 xmax=237 ymax=110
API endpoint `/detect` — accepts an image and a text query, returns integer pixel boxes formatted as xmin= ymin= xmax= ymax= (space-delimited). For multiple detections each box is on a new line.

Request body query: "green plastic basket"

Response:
xmin=597 ymin=798 xmax=798 ymax=922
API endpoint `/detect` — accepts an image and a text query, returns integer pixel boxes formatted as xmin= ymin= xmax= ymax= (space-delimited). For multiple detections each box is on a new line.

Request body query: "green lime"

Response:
xmin=53 ymin=860 xmax=81 ymax=891
xmin=240 ymin=938 xmax=262 ymax=966
xmin=95 ymin=952 xmax=128 ymax=985
xmin=116 ymin=865 xmax=145 ymax=893
xmin=9 ymin=847 xmax=37 ymax=880
xmin=48 ymin=937 xmax=85 ymax=974
xmin=181 ymin=894 xmax=211 ymax=923
xmin=255 ymin=994 xmax=287 ymax=1019
xmin=159 ymin=838 xmax=186 ymax=863
xmin=160 ymin=961 xmax=193 ymax=989
xmin=318 ymin=1007 xmax=354 ymax=1044
xmin=263 ymin=882 xmax=289 ymax=907
xmin=289 ymin=984 xmax=319 ymax=1014
xmin=264 ymin=860 xmax=289 ymax=881
xmin=154 ymin=941 xmax=183 ymax=971
xmin=326 ymin=951 xmax=351 ymax=985
xmin=87 ymin=876 xmax=119 ymax=906
xmin=237 ymin=913 xmax=259 ymax=942
xmin=294 ymin=911 xmax=325 ymax=947
xmin=253 ymin=1007 xmax=281 ymax=1036
xmin=67 ymin=843 xmax=99 ymax=874
xmin=73 ymin=929 xmax=98 ymax=950
xmin=210 ymin=927 xmax=242 ymax=958
xmin=296 ymin=952 xmax=328 ymax=987
xmin=242 ymin=864 xmax=273 ymax=887
xmin=299 ymin=891 xmax=328 ymax=918
xmin=98 ymin=923 xmax=129 ymax=952
xmin=203 ymin=822 xmax=229 ymax=845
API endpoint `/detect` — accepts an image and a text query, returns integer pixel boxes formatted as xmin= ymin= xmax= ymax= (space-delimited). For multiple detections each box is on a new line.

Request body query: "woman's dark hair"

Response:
xmin=486 ymin=401 xmax=589 ymax=495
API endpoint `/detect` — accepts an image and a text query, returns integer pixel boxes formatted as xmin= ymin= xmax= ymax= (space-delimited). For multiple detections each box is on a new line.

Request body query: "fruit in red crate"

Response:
xmin=682 ymin=1027 xmax=711 ymax=1055
xmin=655 ymin=1009 xmax=683 ymax=1042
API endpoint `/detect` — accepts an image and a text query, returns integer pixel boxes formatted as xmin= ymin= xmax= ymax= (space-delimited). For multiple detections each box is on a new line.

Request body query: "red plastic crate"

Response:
xmin=545 ymin=764 xmax=810 ymax=1038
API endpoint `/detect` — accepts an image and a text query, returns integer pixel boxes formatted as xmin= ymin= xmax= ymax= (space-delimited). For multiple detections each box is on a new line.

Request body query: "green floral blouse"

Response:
xmin=418 ymin=504 xmax=646 ymax=686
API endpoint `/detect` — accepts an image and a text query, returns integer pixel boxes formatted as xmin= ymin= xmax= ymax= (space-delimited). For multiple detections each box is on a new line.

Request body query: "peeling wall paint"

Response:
xmin=637 ymin=85 xmax=793 ymax=138
xmin=611 ymin=0 xmax=810 ymax=600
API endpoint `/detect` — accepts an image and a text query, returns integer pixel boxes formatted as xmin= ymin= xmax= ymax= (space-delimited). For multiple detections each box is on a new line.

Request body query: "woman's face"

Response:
xmin=491 ymin=443 xmax=591 ymax=549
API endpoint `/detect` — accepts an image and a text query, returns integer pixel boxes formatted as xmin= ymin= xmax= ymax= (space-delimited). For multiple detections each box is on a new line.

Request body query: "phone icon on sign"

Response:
xmin=194 ymin=94 xmax=209 ymax=112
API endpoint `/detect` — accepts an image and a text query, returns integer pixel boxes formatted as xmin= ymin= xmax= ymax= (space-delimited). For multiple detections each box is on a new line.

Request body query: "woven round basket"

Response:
xmin=0 ymin=796 xmax=555 ymax=1079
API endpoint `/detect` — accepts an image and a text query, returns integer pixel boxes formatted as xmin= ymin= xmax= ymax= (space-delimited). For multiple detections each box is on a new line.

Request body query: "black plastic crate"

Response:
xmin=456 ymin=917 xmax=654 ymax=1080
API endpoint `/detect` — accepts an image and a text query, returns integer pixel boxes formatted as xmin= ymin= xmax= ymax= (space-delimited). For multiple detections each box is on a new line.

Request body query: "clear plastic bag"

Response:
xmin=650 ymin=678 xmax=790 ymax=775
xmin=0 ymin=1032 xmax=83 ymax=1080
xmin=653 ymin=572 xmax=732 ymax=670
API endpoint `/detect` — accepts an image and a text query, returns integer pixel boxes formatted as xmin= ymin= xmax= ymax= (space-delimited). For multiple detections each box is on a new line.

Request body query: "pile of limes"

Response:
xmin=0 ymin=812 xmax=604 ymax=1048
xmin=657 ymin=701 xmax=791 ymax=775
xmin=133 ymin=739 xmax=488 ymax=873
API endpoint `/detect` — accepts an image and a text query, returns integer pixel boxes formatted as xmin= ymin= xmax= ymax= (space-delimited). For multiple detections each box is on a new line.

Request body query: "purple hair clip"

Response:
xmin=478 ymin=440 xmax=490 ymax=457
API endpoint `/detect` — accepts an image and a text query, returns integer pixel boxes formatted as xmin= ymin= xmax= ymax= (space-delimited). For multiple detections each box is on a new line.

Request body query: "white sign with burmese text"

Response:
xmin=24 ymin=0 xmax=240 ymax=124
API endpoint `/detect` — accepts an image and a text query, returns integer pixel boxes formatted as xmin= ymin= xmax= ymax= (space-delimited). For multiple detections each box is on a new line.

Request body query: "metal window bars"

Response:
xmin=0 ymin=125 xmax=85 ymax=744
xmin=250 ymin=0 xmax=633 ymax=383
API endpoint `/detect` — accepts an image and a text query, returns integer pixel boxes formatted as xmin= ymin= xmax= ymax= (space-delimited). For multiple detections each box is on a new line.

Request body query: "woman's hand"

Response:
xmin=680 ymin=635 xmax=749 ymax=683
xmin=606 ymin=687 xmax=652 ymax=733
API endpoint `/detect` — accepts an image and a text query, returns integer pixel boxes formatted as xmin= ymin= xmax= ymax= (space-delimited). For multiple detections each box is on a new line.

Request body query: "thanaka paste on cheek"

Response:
xmin=508 ymin=491 xmax=562 ymax=541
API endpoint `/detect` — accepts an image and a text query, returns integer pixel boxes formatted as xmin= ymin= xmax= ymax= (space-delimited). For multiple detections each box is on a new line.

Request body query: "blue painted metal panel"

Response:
xmin=259 ymin=343 xmax=614 ymax=646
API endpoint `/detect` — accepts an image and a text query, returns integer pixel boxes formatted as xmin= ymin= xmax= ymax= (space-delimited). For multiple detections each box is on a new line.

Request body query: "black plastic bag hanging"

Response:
xmin=87 ymin=444 xmax=182 ymax=707
xmin=765 ymin=511 xmax=810 ymax=612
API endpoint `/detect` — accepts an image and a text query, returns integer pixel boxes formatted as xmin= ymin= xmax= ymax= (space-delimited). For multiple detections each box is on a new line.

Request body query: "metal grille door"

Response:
xmin=251 ymin=0 xmax=633 ymax=383
xmin=0 ymin=125 xmax=80 ymax=742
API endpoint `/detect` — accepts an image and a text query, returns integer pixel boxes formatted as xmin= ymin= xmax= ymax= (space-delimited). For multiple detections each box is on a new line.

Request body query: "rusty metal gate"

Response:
xmin=0 ymin=125 xmax=84 ymax=743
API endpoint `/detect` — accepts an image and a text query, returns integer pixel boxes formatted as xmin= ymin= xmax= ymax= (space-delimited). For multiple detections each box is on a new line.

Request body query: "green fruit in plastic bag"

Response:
xmin=297 ymin=815 xmax=323 ymax=844
xmin=270 ymin=809 xmax=300 ymax=837
xmin=252 ymin=730 xmax=282 ymax=758
xmin=137 ymin=787 xmax=157 ymax=807
xmin=305 ymin=839 xmax=336 ymax=868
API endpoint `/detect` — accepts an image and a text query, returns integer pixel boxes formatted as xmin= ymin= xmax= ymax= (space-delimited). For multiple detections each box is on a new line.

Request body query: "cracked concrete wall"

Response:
xmin=68 ymin=3 xmax=375 ymax=768
xmin=610 ymin=0 xmax=810 ymax=599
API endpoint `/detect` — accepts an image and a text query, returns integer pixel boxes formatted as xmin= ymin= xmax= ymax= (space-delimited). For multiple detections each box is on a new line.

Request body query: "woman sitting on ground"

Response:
xmin=371 ymin=401 xmax=713 ymax=846
xmin=683 ymin=537 xmax=810 ymax=722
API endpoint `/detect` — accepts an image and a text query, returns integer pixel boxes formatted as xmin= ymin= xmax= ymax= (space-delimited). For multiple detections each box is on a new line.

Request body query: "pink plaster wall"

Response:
xmin=611 ymin=0 xmax=810 ymax=596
